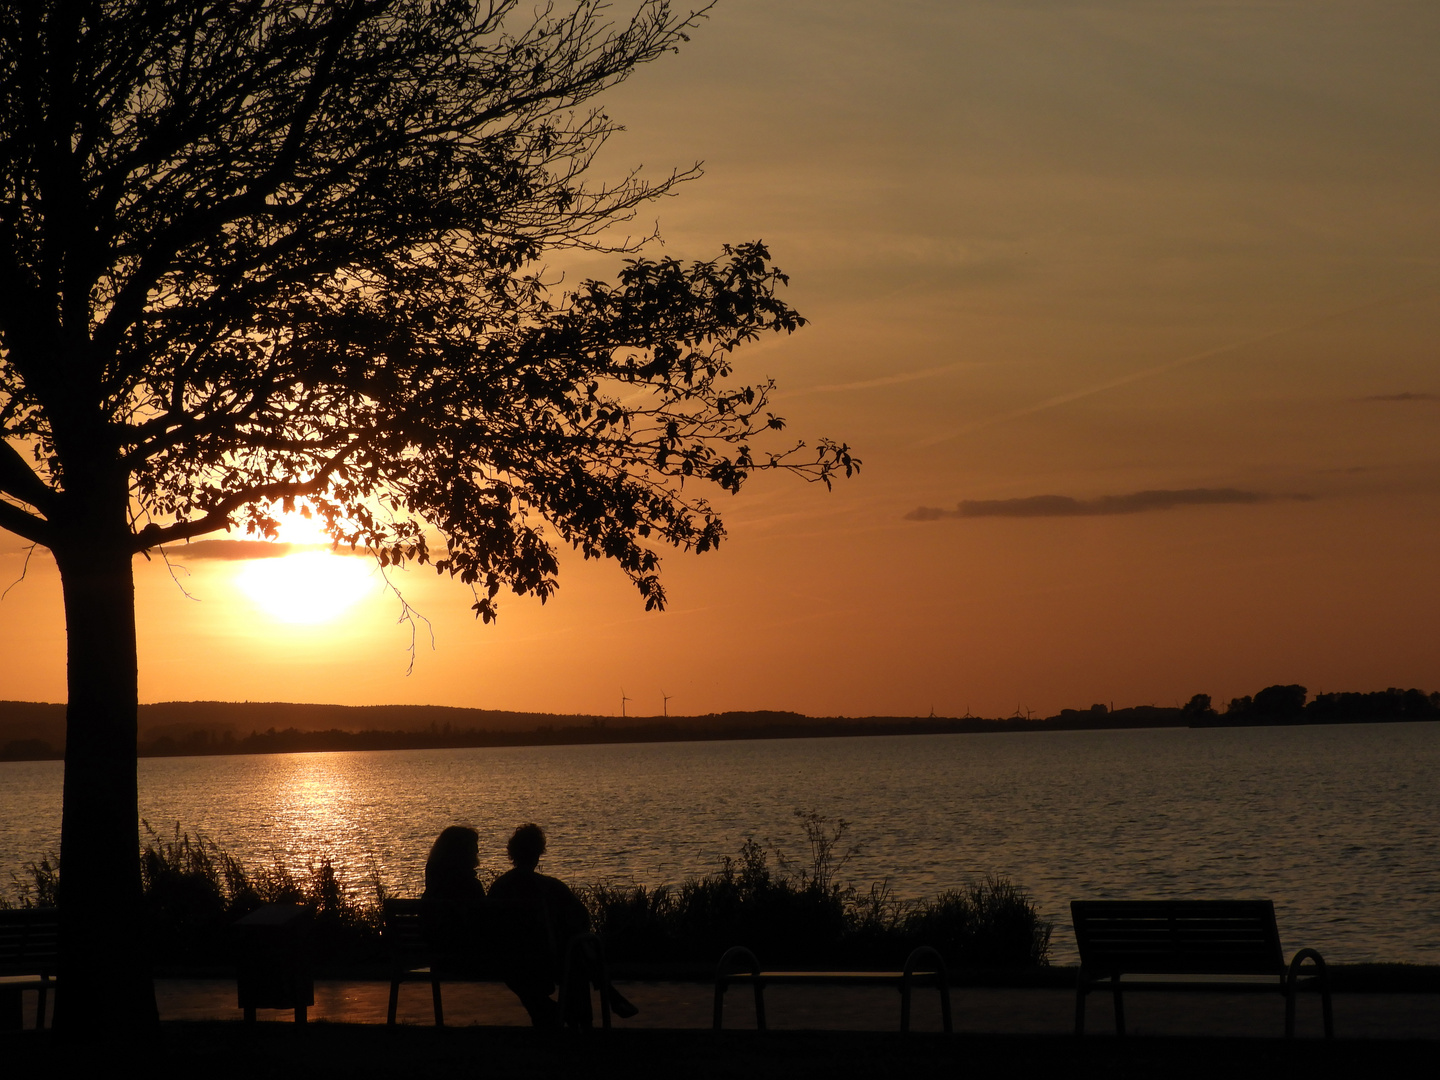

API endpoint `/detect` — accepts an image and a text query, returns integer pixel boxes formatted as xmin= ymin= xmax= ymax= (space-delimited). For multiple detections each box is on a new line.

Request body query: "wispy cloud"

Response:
xmin=777 ymin=361 xmax=978 ymax=399
xmin=905 ymin=487 xmax=1304 ymax=521
xmin=1362 ymin=391 xmax=1437 ymax=402
xmin=169 ymin=540 xmax=299 ymax=560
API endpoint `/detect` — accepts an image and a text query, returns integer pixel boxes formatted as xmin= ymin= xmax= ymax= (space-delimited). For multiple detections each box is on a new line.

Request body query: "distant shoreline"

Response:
xmin=2 ymin=697 xmax=1437 ymax=761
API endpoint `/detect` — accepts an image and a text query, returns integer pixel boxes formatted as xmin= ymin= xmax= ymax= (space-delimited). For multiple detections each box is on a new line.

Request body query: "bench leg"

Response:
xmin=1112 ymin=982 xmax=1125 ymax=1037
xmin=712 ymin=981 xmax=765 ymax=1032
xmin=900 ymin=977 xmax=952 ymax=1035
xmin=1074 ymin=986 xmax=1085 ymax=1036
xmin=387 ymin=979 xmax=399 ymax=1026
xmin=431 ymin=976 xmax=444 ymax=1027
xmin=1285 ymin=985 xmax=1335 ymax=1039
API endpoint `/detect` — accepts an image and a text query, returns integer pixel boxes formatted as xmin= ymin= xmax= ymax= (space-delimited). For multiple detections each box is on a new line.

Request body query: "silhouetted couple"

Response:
xmin=422 ymin=822 xmax=636 ymax=1027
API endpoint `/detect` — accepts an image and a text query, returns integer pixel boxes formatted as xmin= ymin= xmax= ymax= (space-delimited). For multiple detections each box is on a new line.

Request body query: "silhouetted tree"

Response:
xmin=1225 ymin=694 xmax=1254 ymax=718
xmin=1226 ymin=685 xmax=1306 ymax=724
xmin=1180 ymin=693 xmax=1216 ymax=723
xmin=0 ymin=1 xmax=854 ymax=1031
xmin=1252 ymin=684 xmax=1307 ymax=722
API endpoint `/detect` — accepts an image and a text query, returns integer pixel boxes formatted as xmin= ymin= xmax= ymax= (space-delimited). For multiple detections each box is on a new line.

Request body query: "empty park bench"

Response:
xmin=1071 ymin=899 xmax=1333 ymax=1038
xmin=383 ymin=897 xmax=617 ymax=1027
xmin=1 ymin=908 xmax=58 ymax=1031
xmin=712 ymin=945 xmax=952 ymax=1033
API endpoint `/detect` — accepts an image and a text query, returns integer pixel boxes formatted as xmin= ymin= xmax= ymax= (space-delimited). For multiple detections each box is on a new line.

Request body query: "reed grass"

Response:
xmin=3 ymin=812 xmax=1051 ymax=971
xmin=581 ymin=811 xmax=1052 ymax=968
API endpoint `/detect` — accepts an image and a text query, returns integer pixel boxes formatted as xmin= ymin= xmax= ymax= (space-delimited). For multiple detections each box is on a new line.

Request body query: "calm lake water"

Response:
xmin=3 ymin=722 xmax=1438 ymax=965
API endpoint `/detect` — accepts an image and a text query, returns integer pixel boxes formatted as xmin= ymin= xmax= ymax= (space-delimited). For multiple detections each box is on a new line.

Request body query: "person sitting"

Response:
xmin=487 ymin=823 xmax=636 ymax=1026
xmin=421 ymin=825 xmax=487 ymax=975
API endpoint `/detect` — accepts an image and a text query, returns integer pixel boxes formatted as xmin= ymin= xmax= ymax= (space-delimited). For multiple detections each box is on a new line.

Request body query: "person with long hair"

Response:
xmin=422 ymin=825 xmax=486 ymax=973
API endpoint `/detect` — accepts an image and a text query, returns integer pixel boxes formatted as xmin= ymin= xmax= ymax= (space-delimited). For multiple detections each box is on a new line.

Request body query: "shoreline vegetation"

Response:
xmin=2 ymin=814 xmax=1053 ymax=975
xmin=3 ymin=685 xmax=1438 ymax=762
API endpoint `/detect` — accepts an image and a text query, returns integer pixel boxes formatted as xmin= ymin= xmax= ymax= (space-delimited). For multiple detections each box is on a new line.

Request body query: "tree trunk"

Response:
xmin=53 ymin=532 xmax=158 ymax=1035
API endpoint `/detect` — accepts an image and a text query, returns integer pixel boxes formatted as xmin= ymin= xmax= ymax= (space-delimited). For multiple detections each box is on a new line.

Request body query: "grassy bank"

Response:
xmin=3 ymin=813 xmax=1051 ymax=973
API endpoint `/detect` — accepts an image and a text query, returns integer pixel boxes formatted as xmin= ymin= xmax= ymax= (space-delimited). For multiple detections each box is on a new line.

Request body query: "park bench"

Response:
xmin=0 ymin=908 xmax=58 ymax=1031
xmin=1070 ymin=899 xmax=1333 ymax=1038
xmin=712 ymin=945 xmax=952 ymax=1033
xmin=383 ymin=897 xmax=617 ymax=1028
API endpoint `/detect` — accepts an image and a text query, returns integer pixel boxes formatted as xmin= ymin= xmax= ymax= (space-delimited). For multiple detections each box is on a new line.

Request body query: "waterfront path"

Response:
xmin=7 ymin=980 xmax=1439 ymax=1080
xmin=143 ymin=975 xmax=1439 ymax=1038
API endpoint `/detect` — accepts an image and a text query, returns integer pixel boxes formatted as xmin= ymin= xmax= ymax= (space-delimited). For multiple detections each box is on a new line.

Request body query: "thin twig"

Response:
xmin=1 ymin=542 xmax=36 ymax=601
xmin=376 ymin=558 xmax=435 ymax=675
xmin=157 ymin=544 xmax=201 ymax=601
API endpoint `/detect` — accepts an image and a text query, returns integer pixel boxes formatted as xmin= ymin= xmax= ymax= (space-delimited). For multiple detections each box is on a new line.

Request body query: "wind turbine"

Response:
xmin=662 ymin=691 xmax=673 ymax=718
xmin=620 ymin=688 xmax=631 ymax=718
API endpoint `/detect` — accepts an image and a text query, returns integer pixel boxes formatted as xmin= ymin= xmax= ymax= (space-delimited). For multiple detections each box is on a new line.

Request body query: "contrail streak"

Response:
xmin=917 ymin=289 xmax=1436 ymax=448
xmin=779 ymin=361 xmax=979 ymax=399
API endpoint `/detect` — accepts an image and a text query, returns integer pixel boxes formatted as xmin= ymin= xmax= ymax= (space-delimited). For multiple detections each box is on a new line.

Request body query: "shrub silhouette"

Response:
xmin=6 ymin=815 xmax=1051 ymax=972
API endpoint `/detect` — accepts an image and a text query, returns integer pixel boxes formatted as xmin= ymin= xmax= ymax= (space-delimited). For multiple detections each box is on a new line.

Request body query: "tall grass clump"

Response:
xmin=2 ymin=855 xmax=60 ymax=910
xmin=584 ymin=810 xmax=1052 ymax=969
xmin=2 ymin=824 xmax=387 ymax=968
xmin=902 ymin=877 xmax=1052 ymax=968
xmin=138 ymin=822 xmax=386 ymax=966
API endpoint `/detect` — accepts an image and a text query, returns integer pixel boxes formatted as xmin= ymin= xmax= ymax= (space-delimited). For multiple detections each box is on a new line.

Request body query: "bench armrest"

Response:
xmin=1285 ymin=947 xmax=1333 ymax=1038
xmin=715 ymin=945 xmax=762 ymax=985
xmin=1286 ymin=947 xmax=1329 ymax=990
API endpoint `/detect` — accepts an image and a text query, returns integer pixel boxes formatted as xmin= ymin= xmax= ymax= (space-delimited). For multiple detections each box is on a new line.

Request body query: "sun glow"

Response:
xmin=230 ymin=510 xmax=379 ymax=625
xmin=235 ymin=550 xmax=377 ymax=624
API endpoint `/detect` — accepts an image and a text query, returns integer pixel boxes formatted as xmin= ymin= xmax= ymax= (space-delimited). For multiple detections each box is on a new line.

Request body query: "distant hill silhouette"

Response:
xmin=1 ymin=687 xmax=1434 ymax=760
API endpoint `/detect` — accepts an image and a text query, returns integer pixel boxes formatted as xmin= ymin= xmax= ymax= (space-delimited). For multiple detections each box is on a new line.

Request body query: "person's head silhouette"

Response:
xmin=507 ymin=823 xmax=546 ymax=872
xmin=427 ymin=825 xmax=480 ymax=879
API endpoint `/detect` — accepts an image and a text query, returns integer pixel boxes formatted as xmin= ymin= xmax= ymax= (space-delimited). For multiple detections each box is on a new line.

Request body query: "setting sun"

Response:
xmin=229 ymin=509 xmax=381 ymax=625
xmin=234 ymin=550 xmax=378 ymax=625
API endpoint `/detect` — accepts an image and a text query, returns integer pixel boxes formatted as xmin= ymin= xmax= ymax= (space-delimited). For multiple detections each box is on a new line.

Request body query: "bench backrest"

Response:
xmin=1071 ymin=900 xmax=1284 ymax=975
xmin=383 ymin=898 xmax=431 ymax=969
xmin=383 ymin=896 xmax=546 ymax=977
xmin=0 ymin=908 xmax=59 ymax=976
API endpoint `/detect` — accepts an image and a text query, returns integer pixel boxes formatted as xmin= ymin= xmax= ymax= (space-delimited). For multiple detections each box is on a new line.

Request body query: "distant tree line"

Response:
xmin=1183 ymin=686 xmax=1440 ymax=727
xmin=4 ymin=688 xmax=1437 ymax=762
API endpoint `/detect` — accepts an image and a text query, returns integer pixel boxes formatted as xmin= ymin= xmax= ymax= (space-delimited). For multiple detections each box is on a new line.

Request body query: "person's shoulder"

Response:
xmin=538 ymin=872 xmax=579 ymax=898
xmin=487 ymin=868 xmax=524 ymax=898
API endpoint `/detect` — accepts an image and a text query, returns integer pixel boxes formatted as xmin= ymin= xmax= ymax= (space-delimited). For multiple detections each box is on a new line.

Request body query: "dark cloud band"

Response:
xmin=169 ymin=540 xmax=300 ymax=560
xmin=906 ymin=487 xmax=1298 ymax=521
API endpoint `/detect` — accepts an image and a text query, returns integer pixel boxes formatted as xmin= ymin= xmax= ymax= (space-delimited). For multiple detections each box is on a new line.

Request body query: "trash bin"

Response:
xmin=235 ymin=903 xmax=314 ymax=1023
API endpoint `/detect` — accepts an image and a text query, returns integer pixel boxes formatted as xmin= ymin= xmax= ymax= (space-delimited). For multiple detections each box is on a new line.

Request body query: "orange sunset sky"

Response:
xmin=2 ymin=1 xmax=1438 ymax=719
